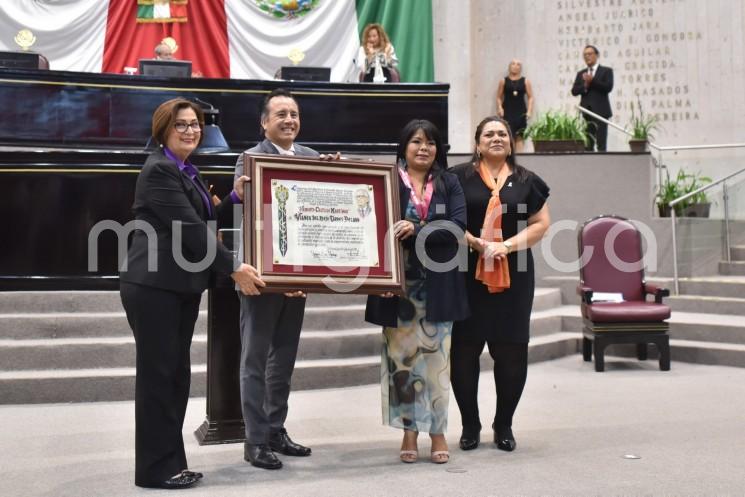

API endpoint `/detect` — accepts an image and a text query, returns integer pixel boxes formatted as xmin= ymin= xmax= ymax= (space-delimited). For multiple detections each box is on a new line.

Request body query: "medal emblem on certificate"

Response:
xmin=274 ymin=183 xmax=290 ymax=256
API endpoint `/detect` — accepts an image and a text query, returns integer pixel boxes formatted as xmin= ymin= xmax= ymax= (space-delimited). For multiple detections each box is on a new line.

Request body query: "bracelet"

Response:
xmin=503 ymin=240 xmax=514 ymax=253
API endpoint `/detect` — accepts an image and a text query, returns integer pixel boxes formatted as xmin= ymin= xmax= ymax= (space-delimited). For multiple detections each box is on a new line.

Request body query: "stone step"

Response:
xmin=0 ymin=288 xmax=559 ymax=314
xmin=671 ymin=276 xmax=745 ymax=298
xmin=572 ymin=338 xmax=745 ymax=370
xmin=562 ymin=306 xmax=745 ymax=346
xmin=560 ymin=310 xmax=745 ymax=345
xmin=544 ymin=275 xmax=745 ymax=302
xmin=0 ymin=311 xmax=163 ymax=339
xmin=0 ymin=313 xmax=565 ymax=371
xmin=0 ymin=304 xmax=370 ymax=339
xmin=0 ymin=331 xmax=579 ymax=404
xmin=0 ymin=291 xmax=132 ymax=314
xmin=0 ymin=291 xmax=367 ymax=314
xmin=0 ymin=289 xmax=562 ymax=339
xmin=718 ymin=261 xmax=745 ymax=276
xmin=670 ymin=339 xmax=745 ymax=368
xmin=667 ymin=295 xmax=745 ymax=315
xmin=532 ymin=288 xmax=562 ymax=312
xmin=0 ymin=325 xmax=384 ymax=371
xmin=731 ymin=246 xmax=745 ymax=261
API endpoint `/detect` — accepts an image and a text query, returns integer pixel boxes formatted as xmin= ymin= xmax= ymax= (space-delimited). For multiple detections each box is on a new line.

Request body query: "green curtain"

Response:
xmin=355 ymin=0 xmax=434 ymax=83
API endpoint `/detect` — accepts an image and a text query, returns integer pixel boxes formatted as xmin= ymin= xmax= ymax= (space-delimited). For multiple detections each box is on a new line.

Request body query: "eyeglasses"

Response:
xmin=174 ymin=121 xmax=202 ymax=133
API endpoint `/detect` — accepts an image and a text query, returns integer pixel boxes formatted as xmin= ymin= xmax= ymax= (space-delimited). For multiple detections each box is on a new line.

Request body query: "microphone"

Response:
xmin=194 ymin=97 xmax=215 ymax=110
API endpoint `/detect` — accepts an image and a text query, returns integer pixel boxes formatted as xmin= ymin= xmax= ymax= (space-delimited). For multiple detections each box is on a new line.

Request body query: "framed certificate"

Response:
xmin=243 ymin=154 xmax=404 ymax=294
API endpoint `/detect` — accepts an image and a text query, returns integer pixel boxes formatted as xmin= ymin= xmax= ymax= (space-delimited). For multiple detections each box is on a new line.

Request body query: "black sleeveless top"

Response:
xmin=502 ymin=77 xmax=528 ymax=136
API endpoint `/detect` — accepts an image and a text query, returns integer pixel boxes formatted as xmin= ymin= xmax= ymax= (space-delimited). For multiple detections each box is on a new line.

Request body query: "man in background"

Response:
xmin=571 ymin=45 xmax=614 ymax=151
xmin=154 ymin=42 xmax=173 ymax=60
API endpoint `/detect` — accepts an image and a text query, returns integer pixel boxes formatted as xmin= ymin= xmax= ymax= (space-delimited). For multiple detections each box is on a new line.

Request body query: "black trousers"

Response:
xmin=120 ymin=282 xmax=201 ymax=487
xmin=450 ymin=331 xmax=528 ymax=433
xmin=584 ymin=115 xmax=608 ymax=152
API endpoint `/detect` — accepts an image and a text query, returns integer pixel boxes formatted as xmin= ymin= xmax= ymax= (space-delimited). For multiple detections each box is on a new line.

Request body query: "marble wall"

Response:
xmin=434 ymin=0 xmax=745 ymax=158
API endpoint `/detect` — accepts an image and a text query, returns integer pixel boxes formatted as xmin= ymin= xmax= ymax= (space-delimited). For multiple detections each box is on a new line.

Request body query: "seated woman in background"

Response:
xmin=356 ymin=23 xmax=399 ymax=82
xmin=366 ymin=119 xmax=469 ymax=464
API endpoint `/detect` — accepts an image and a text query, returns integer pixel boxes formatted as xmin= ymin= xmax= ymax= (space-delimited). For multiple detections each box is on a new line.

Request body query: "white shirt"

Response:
xmin=271 ymin=142 xmax=296 ymax=155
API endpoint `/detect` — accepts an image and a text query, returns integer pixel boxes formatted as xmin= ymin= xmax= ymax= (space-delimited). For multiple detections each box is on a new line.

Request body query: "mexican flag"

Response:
xmin=136 ymin=0 xmax=188 ymax=23
xmin=0 ymin=0 xmax=434 ymax=82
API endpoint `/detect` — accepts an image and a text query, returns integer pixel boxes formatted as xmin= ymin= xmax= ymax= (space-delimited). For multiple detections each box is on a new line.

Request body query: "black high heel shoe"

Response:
xmin=141 ymin=471 xmax=199 ymax=490
xmin=493 ymin=424 xmax=516 ymax=452
xmin=459 ymin=428 xmax=481 ymax=451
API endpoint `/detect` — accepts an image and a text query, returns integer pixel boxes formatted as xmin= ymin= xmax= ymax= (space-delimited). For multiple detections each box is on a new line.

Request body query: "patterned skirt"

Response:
xmin=381 ymin=274 xmax=452 ymax=434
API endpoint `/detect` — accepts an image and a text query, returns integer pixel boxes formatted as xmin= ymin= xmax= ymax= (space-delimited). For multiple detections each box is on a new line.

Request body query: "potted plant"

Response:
xmin=655 ymin=169 xmax=712 ymax=217
xmin=627 ymin=97 xmax=659 ymax=153
xmin=524 ymin=110 xmax=588 ymax=153
xmin=680 ymin=171 xmax=712 ymax=217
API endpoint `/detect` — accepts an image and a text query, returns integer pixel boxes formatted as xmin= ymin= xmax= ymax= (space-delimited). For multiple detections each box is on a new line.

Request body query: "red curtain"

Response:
xmin=103 ymin=0 xmax=229 ymax=78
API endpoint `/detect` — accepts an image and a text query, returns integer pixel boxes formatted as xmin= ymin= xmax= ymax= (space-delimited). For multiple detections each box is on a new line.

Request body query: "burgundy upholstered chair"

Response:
xmin=577 ymin=215 xmax=671 ymax=372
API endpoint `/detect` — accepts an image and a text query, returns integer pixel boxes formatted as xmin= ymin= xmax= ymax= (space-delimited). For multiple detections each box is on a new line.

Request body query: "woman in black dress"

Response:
xmin=497 ymin=59 xmax=534 ymax=152
xmin=450 ymin=116 xmax=550 ymax=453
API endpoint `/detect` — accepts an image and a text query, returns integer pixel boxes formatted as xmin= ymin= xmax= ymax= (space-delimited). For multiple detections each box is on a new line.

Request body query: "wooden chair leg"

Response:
xmin=593 ymin=337 xmax=606 ymax=372
xmin=658 ymin=336 xmax=671 ymax=371
xmin=583 ymin=337 xmax=592 ymax=361
xmin=636 ymin=343 xmax=648 ymax=360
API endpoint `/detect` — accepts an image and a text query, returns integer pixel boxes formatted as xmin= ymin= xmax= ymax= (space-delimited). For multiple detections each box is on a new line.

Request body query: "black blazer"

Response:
xmin=571 ymin=65 xmax=614 ymax=118
xmin=365 ymin=171 xmax=470 ymax=327
xmin=120 ymin=148 xmax=237 ymax=294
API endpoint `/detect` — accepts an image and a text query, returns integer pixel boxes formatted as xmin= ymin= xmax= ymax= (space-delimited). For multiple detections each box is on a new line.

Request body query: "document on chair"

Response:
xmin=591 ymin=292 xmax=624 ymax=303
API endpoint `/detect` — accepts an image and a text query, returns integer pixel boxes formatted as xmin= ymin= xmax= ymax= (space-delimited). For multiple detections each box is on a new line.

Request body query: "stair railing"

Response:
xmin=670 ymin=166 xmax=745 ymax=294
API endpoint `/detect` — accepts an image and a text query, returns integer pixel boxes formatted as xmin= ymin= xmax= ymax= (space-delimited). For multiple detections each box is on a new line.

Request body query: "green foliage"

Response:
xmin=656 ymin=169 xmax=713 ymax=212
xmin=628 ymin=97 xmax=660 ymax=140
xmin=523 ymin=110 xmax=589 ymax=144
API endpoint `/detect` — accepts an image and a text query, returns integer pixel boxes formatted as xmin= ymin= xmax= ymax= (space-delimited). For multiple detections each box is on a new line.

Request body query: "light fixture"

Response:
xmin=194 ymin=97 xmax=230 ymax=153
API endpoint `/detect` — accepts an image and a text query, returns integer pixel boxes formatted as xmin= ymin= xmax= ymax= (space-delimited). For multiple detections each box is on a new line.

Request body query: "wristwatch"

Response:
xmin=503 ymin=240 xmax=513 ymax=253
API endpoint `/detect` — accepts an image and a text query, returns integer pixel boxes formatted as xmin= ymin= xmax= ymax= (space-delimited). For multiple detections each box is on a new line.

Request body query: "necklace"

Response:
xmin=507 ymin=77 xmax=521 ymax=97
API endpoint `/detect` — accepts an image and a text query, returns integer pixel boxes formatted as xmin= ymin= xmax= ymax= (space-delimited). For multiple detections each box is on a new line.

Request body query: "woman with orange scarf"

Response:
xmin=450 ymin=116 xmax=551 ymax=453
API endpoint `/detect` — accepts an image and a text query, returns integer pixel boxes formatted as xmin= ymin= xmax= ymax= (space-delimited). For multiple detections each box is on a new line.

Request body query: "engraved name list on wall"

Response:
xmin=552 ymin=0 xmax=704 ymax=135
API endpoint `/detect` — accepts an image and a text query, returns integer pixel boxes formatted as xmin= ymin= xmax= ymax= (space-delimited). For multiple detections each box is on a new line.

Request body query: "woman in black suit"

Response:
xmin=366 ymin=119 xmax=469 ymax=464
xmin=120 ymin=98 xmax=264 ymax=489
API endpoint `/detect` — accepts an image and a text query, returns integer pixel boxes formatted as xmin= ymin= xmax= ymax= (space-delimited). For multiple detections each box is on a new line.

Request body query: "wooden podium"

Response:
xmin=193 ymin=279 xmax=246 ymax=445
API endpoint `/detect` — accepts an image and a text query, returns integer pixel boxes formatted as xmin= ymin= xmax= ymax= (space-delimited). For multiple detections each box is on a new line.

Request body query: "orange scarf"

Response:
xmin=475 ymin=161 xmax=511 ymax=293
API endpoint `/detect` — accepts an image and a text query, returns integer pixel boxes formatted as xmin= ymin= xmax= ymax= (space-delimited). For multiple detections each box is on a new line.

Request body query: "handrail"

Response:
xmin=655 ymin=143 xmax=745 ymax=151
xmin=670 ymin=166 xmax=745 ymax=294
xmin=576 ymin=105 xmax=662 ymax=151
xmin=577 ymin=105 xmax=745 ymax=153
xmin=669 ymin=167 xmax=745 ymax=207
xmin=577 ymin=105 xmax=745 ymax=197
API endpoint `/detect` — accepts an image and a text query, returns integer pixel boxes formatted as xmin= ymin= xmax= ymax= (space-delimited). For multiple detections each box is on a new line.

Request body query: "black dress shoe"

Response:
xmin=493 ymin=424 xmax=516 ymax=452
xmin=140 ymin=473 xmax=199 ymax=490
xmin=244 ymin=443 xmax=283 ymax=470
xmin=459 ymin=429 xmax=480 ymax=451
xmin=268 ymin=428 xmax=312 ymax=456
xmin=181 ymin=470 xmax=203 ymax=480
